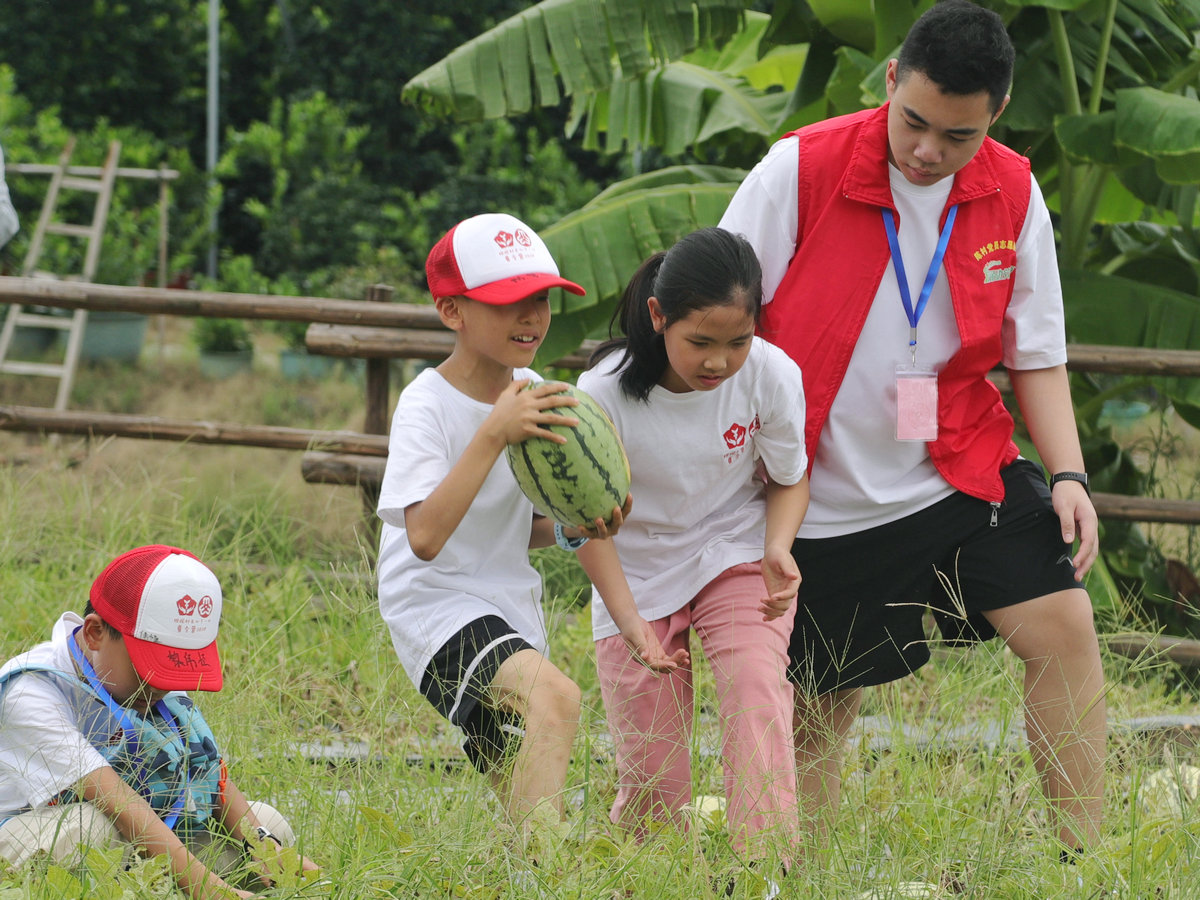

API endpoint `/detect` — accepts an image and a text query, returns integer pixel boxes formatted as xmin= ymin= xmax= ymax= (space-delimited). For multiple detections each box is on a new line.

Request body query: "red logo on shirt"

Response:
xmin=176 ymin=594 xmax=197 ymax=616
xmin=748 ymin=415 xmax=761 ymax=437
xmin=724 ymin=422 xmax=747 ymax=449
xmin=494 ymin=230 xmax=514 ymax=249
xmin=197 ymin=595 xmax=214 ymax=618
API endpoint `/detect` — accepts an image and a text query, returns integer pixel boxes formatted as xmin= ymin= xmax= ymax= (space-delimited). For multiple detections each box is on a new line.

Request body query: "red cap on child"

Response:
xmin=89 ymin=545 xmax=224 ymax=692
xmin=426 ymin=213 xmax=585 ymax=305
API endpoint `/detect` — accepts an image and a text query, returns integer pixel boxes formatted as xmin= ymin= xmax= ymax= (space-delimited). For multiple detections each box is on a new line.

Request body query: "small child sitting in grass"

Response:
xmin=0 ymin=545 xmax=318 ymax=898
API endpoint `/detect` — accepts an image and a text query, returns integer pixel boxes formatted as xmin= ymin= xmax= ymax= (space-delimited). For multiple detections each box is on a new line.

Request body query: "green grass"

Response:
xmin=3 ymin=349 xmax=1200 ymax=898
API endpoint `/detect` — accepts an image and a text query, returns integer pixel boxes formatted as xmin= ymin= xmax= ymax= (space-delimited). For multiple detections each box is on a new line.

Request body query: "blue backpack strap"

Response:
xmin=0 ymin=662 xmax=85 ymax=695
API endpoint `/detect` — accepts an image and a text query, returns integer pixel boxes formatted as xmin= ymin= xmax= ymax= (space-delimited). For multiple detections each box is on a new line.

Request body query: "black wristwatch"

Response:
xmin=1050 ymin=471 xmax=1089 ymax=495
xmin=246 ymin=824 xmax=282 ymax=850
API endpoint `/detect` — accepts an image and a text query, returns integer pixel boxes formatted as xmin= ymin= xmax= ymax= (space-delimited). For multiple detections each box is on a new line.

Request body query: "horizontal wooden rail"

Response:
xmin=306 ymin=322 xmax=1200 ymax=378
xmin=0 ymin=276 xmax=440 ymax=328
xmin=0 ymin=406 xmax=388 ymax=456
xmin=1067 ymin=344 xmax=1200 ymax=377
xmin=6 ymin=276 xmax=1200 ymax=377
xmin=1106 ymin=633 xmax=1200 ymax=668
xmin=302 ymin=451 xmax=386 ymax=485
xmin=6 ymin=163 xmax=180 ymax=181
xmin=306 ymin=323 xmax=599 ymax=369
xmin=1091 ymin=492 xmax=1200 ymax=525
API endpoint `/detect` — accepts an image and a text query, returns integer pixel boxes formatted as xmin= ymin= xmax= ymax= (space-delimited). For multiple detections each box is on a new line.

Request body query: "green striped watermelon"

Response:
xmin=506 ymin=384 xmax=631 ymax=529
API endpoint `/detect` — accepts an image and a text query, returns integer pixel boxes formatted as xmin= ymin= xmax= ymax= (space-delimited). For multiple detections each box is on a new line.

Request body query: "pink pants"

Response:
xmin=595 ymin=562 xmax=799 ymax=857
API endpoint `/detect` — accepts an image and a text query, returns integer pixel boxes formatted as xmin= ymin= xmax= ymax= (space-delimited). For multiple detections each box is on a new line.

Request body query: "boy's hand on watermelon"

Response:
xmin=490 ymin=379 xmax=579 ymax=446
xmin=579 ymin=493 xmax=634 ymax=540
xmin=621 ymin=617 xmax=690 ymax=673
xmin=759 ymin=546 xmax=801 ymax=621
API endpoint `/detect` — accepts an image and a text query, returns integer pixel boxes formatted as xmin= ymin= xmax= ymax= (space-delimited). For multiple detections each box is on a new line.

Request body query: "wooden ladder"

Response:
xmin=0 ymin=138 xmax=121 ymax=410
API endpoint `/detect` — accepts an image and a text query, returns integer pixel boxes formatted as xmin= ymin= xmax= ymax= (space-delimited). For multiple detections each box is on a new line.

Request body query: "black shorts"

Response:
xmin=789 ymin=458 xmax=1083 ymax=694
xmin=420 ymin=615 xmax=534 ymax=774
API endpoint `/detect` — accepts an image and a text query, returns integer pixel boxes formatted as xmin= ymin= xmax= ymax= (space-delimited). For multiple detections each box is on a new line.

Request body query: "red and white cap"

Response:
xmin=426 ymin=212 xmax=585 ymax=305
xmin=89 ymin=545 xmax=224 ymax=692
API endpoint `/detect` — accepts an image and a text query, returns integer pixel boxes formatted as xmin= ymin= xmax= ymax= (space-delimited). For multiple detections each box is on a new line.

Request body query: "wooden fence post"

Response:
xmin=363 ymin=284 xmax=394 ymax=436
xmin=360 ymin=284 xmax=394 ymax=532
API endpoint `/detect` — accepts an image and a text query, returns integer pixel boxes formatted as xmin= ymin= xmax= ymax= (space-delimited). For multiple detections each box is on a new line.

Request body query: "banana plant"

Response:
xmin=404 ymin=0 xmax=1200 ymax=335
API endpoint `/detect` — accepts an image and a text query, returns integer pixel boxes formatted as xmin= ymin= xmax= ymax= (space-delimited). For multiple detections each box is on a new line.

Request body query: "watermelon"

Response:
xmin=506 ymin=384 xmax=631 ymax=529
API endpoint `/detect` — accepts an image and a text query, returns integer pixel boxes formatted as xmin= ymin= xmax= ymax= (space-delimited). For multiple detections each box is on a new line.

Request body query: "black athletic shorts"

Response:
xmin=788 ymin=458 xmax=1083 ymax=694
xmin=420 ymin=615 xmax=534 ymax=773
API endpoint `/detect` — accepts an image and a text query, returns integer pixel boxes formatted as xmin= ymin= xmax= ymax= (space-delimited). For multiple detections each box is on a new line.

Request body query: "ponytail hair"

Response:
xmin=588 ymin=227 xmax=762 ymax=402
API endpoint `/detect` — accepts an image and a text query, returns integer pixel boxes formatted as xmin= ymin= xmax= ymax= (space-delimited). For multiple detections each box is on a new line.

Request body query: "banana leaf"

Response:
xmin=402 ymin=0 xmax=748 ymax=121
xmin=536 ymin=169 xmax=745 ymax=364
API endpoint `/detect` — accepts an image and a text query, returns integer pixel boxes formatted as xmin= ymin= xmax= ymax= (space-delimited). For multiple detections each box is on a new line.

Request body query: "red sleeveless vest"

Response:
xmin=758 ymin=104 xmax=1031 ymax=502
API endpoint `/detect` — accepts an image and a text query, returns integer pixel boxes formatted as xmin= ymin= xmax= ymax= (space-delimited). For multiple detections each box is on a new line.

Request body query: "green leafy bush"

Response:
xmin=191 ymin=317 xmax=252 ymax=354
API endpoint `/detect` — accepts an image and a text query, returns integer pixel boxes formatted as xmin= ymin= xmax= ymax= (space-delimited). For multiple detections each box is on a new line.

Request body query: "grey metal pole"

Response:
xmin=206 ymin=0 xmax=219 ymax=280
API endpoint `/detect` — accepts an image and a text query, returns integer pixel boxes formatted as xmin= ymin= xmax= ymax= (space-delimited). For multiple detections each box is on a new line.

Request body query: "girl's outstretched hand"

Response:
xmin=760 ymin=546 xmax=800 ymax=621
xmin=621 ymin=616 xmax=689 ymax=673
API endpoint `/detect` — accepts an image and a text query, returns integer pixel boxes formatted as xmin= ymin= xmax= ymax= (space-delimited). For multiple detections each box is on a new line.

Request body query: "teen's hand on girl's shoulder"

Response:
xmin=579 ymin=493 xmax=634 ymax=540
xmin=621 ymin=616 xmax=690 ymax=673
xmin=488 ymin=379 xmax=580 ymax=446
xmin=759 ymin=546 xmax=801 ymax=620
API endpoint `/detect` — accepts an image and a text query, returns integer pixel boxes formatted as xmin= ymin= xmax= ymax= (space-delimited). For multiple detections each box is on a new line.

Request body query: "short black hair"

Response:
xmin=897 ymin=0 xmax=1015 ymax=114
xmin=83 ymin=600 xmax=122 ymax=638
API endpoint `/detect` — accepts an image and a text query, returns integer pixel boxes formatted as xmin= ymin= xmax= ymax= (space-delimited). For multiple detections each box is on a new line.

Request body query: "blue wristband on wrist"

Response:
xmin=554 ymin=521 xmax=589 ymax=551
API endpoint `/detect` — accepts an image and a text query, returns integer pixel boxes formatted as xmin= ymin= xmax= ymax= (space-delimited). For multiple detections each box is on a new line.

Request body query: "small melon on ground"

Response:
xmin=506 ymin=384 xmax=630 ymax=530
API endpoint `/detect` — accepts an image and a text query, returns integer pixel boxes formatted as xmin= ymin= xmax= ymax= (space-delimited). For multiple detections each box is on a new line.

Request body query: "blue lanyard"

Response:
xmin=69 ymin=629 xmax=188 ymax=830
xmin=881 ymin=204 xmax=958 ymax=362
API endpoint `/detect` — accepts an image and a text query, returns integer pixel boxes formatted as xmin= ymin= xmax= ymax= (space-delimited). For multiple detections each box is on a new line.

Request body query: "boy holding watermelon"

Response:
xmin=720 ymin=0 xmax=1105 ymax=861
xmin=375 ymin=213 xmax=623 ymax=842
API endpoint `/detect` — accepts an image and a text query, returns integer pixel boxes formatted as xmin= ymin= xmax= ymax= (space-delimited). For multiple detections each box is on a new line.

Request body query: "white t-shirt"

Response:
xmin=0 ymin=614 xmax=128 ymax=818
xmin=376 ymin=367 xmax=548 ymax=685
xmin=719 ymin=135 xmax=1067 ymax=537
xmin=578 ymin=338 xmax=808 ymax=639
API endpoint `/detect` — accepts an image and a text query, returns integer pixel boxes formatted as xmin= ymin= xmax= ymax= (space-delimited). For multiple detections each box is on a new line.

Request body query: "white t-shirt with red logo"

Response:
xmin=578 ymin=338 xmax=807 ymax=639
xmin=376 ymin=367 xmax=548 ymax=685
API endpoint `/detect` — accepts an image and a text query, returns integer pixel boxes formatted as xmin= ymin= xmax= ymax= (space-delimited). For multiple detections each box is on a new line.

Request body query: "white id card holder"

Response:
xmin=895 ymin=364 xmax=938 ymax=441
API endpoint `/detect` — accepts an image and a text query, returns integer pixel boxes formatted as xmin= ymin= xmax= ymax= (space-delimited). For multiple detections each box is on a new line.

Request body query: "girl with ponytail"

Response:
xmin=578 ymin=227 xmax=810 ymax=884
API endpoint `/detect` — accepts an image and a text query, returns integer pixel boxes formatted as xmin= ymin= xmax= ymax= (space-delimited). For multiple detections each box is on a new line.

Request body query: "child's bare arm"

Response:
xmin=575 ymin=539 xmax=689 ymax=672
xmin=760 ymin=474 xmax=809 ymax=619
xmin=405 ymin=380 xmax=579 ymax=560
xmin=77 ymin=765 xmax=251 ymax=899
xmin=1010 ymin=364 xmax=1098 ymax=576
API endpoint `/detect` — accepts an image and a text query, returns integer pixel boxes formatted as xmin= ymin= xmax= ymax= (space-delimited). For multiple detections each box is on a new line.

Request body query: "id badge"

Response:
xmin=895 ymin=364 xmax=938 ymax=441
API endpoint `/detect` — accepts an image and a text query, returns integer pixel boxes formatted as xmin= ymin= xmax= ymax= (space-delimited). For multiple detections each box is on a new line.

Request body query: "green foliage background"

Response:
xmin=0 ymin=0 xmax=616 ymax=301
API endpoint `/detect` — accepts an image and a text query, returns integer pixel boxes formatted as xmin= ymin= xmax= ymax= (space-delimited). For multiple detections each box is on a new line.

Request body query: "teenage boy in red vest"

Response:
xmin=720 ymin=0 xmax=1104 ymax=860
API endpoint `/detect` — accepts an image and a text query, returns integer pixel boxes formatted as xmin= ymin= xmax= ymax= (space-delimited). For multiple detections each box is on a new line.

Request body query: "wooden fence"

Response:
xmin=2 ymin=275 xmax=1200 ymax=530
